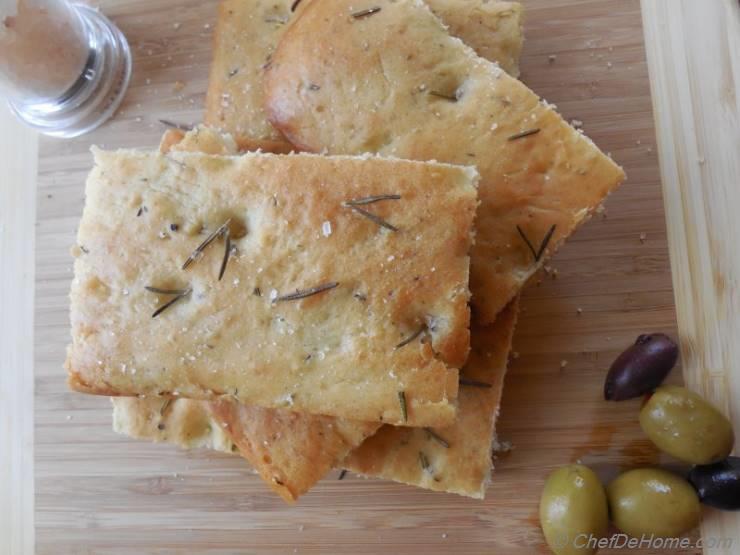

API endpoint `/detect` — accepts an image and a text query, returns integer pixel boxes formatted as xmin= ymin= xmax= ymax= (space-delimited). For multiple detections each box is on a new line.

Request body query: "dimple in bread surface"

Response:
xmin=204 ymin=0 xmax=523 ymax=148
xmin=68 ymin=148 xmax=479 ymax=426
xmin=264 ymin=0 xmax=626 ymax=323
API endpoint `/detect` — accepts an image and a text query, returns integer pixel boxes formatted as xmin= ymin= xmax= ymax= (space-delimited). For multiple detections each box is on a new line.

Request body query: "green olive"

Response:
xmin=539 ymin=464 xmax=608 ymax=555
xmin=607 ymin=468 xmax=701 ymax=538
xmin=639 ymin=385 xmax=734 ymax=464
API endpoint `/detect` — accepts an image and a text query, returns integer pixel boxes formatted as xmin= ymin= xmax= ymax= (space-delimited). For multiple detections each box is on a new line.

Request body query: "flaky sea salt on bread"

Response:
xmin=264 ymin=0 xmax=625 ymax=323
xmin=67 ymin=148 xmax=478 ymax=426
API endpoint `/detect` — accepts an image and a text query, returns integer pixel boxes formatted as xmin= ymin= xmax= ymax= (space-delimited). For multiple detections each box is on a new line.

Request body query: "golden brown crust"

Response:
xmin=209 ymin=401 xmax=379 ymax=502
xmin=68 ymin=147 xmax=477 ymax=426
xmin=264 ymin=0 xmax=625 ymax=323
xmin=203 ymin=0 xmax=523 ymax=149
xmin=343 ymin=298 xmax=519 ymax=498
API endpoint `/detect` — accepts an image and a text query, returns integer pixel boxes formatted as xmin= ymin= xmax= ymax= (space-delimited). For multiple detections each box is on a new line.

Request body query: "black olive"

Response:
xmin=688 ymin=456 xmax=740 ymax=511
xmin=604 ymin=333 xmax=678 ymax=400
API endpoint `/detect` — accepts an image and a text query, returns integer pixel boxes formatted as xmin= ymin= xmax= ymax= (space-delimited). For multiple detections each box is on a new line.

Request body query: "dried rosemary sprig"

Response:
xmin=218 ymin=228 xmax=231 ymax=281
xmin=507 ymin=128 xmax=540 ymax=141
xmin=275 ymin=281 xmax=339 ymax=302
xmin=398 ymin=391 xmax=408 ymax=422
xmin=459 ymin=378 xmax=493 ymax=388
xmin=159 ymin=119 xmax=193 ymax=132
xmin=290 ymin=0 xmax=302 ymax=11
xmin=182 ymin=219 xmax=231 ymax=270
xmin=425 ymin=428 xmax=450 ymax=448
xmin=418 ymin=451 xmax=431 ymax=472
xmin=429 ymin=90 xmax=457 ymax=101
xmin=145 ymin=286 xmax=189 ymax=295
xmin=338 ymin=469 xmax=348 ymax=480
xmin=345 ymin=205 xmax=398 ymax=232
xmin=149 ymin=287 xmax=192 ymax=318
xmin=343 ymin=194 xmax=401 ymax=206
xmin=351 ymin=6 xmax=381 ymax=18
xmin=308 ymin=83 xmax=321 ymax=91
xmin=395 ymin=325 xmax=426 ymax=349
xmin=516 ymin=223 xmax=556 ymax=263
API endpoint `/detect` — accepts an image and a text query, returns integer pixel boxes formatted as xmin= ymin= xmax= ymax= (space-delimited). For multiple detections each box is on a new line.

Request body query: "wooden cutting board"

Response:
xmin=31 ymin=0 xmax=700 ymax=553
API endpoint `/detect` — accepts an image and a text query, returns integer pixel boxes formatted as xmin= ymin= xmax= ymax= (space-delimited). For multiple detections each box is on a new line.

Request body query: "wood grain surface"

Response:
xmin=28 ymin=0 xmax=716 ymax=553
xmin=642 ymin=1 xmax=740 ymax=554
xmin=0 ymin=104 xmax=37 ymax=555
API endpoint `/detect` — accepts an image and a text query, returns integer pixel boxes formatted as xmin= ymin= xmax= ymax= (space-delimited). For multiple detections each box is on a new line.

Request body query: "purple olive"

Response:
xmin=604 ymin=333 xmax=678 ymax=401
xmin=688 ymin=457 xmax=740 ymax=511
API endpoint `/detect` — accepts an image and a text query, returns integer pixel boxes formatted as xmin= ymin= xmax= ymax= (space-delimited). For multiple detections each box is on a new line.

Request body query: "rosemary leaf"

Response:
xmin=398 ymin=391 xmax=408 ymax=422
xmin=344 ymin=194 xmax=401 ymax=206
xmin=182 ymin=219 xmax=231 ymax=270
xmin=346 ymin=205 xmax=398 ymax=231
xmin=159 ymin=119 xmax=193 ymax=132
xmin=151 ymin=288 xmax=192 ymax=318
xmin=395 ymin=325 xmax=426 ymax=349
xmin=459 ymin=378 xmax=493 ymax=389
xmin=507 ymin=128 xmax=540 ymax=141
xmin=516 ymin=224 xmax=556 ymax=263
xmin=425 ymin=428 xmax=450 ymax=448
xmin=516 ymin=225 xmax=538 ymax=262
xmin=351 ymin=6 xmax=381 ymax=18
xmin=290 ymin=0 xmax=302 ymax=11
xmin=429 ymin=90 xmax=457 ymax=101
xmin=145 ymin=286 xmax=189 ymax=296
xmin=218 ymin=228 xmax=231 ymax=281
xmin=275 ymin=282 xmax=339 ymax=302
xmin=535 ymin=224 xmax=557 ymax=262
xmin=338 ymin=469 xmax=347 ymax=480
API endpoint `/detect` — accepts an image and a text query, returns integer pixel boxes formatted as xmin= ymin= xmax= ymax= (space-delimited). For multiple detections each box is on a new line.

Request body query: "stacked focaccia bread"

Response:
xmin=68 ymin=0 xmax=625 ymax=502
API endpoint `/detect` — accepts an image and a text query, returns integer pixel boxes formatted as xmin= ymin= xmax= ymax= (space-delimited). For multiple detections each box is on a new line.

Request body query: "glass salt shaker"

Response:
xmin=0 ymin=0 xmax=131 ymax=137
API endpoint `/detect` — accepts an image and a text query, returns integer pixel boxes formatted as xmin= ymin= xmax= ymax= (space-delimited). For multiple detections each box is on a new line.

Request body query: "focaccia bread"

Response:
xmin=204 ymin=0 xmax=523 ymax=147
xmin=68 ymin=148 xmax=479 ymax=426
xmin=343 ymin=298 xmax=518 ymax=498
xmin=265 ymin=0 xmax=625 ymax=323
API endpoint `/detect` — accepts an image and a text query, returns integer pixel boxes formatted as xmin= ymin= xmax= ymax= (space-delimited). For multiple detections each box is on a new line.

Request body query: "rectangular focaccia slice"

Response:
xmin=204 ymin=0 xmax=523 ymax=146
xmin=113 ymin=297 xmax=516 ymax=499
xmin=67 ymin=148 xmax=478 ymax=426
xmin=343 ymin=298 xmax=518 ymax=498
xmin=264 ymin=0 xmax=626 ymax=323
